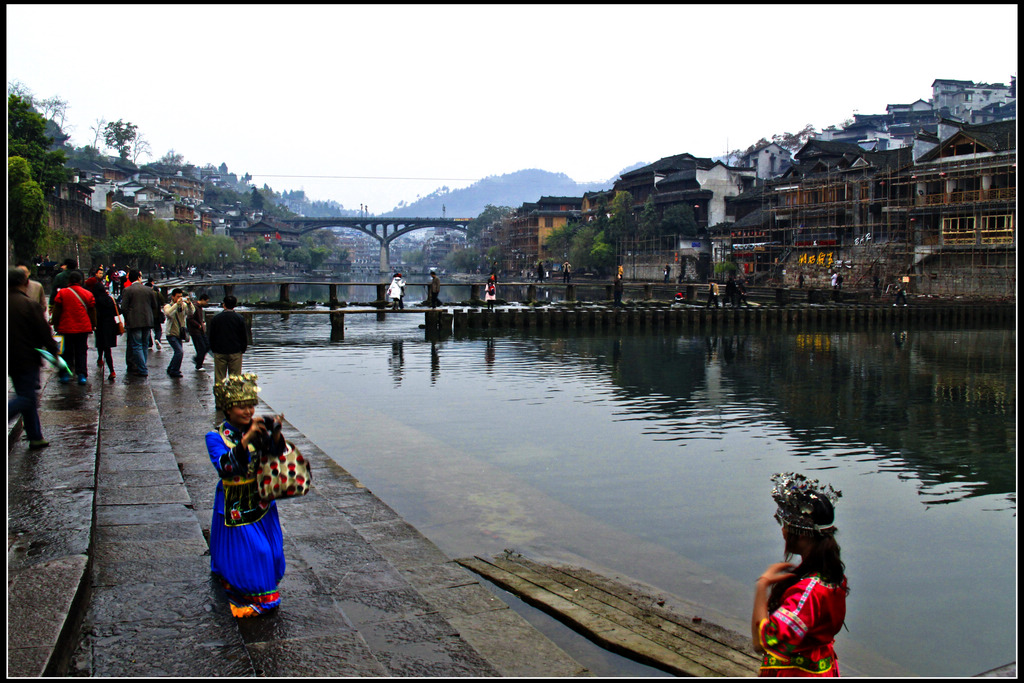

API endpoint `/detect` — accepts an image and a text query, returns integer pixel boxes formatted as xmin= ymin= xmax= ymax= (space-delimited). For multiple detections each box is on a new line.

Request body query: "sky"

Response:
xmin=7 ymin=4 xmax=1018 ymax=214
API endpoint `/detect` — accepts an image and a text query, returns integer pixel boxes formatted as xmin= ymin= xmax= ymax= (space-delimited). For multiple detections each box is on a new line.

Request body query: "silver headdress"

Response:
xmin=770 ymin=472 xmax=842 ymax=535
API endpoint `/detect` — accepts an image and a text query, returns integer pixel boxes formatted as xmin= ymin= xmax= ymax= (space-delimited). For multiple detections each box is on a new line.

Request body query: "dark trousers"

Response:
xmin=8 ymin=366 xmax=43 ymax=441
xmin=191 ymin=333 xmax=209 ymax=368
xmin=166 ymin=335 xmax=184 ymax=376
xmin=61 ymin=332 xmax=89 ymax=378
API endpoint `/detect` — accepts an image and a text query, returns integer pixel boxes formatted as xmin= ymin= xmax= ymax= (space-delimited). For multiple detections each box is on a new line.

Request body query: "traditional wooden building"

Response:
xmin=498 ymin=196 xmax=582 ymax=274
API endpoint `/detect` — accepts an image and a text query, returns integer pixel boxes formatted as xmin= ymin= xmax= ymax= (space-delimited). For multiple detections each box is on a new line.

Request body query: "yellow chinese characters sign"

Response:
xmin=797 ymin=251 xmax=835 ymax=268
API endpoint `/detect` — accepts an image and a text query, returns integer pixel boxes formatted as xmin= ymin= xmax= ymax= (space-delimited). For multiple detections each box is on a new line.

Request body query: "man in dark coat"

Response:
xmin=9 ymin=267 xmax=61 ymax=449
xmin=208 ymin=294 xmax=248 ymax=386
xmin=120 ymin=268 xmax=160 ymax=376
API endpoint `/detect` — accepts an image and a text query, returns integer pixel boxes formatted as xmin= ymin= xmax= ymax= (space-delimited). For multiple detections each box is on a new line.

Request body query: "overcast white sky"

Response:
xmin=7 ymin=4 xmax=1018 ymax=214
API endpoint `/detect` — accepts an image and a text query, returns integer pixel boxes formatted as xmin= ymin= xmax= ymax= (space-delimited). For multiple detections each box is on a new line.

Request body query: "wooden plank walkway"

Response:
xmin=456 ymin=553 xmax=760 ymax=677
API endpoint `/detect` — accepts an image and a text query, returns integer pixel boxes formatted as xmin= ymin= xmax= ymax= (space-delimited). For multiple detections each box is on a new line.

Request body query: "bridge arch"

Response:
xmin=246 ymin=217 xmax=470 ymax=272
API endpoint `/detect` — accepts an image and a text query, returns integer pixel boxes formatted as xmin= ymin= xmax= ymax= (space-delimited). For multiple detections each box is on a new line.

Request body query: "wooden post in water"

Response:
xmin=566 ymin=284 xmax=576 ymax=302
xmin=330 ymin=312 xmax=344 ymax=340
xmin=279 ymin=283 xmax=290 ymax=303
xmin=329 ymin=284 xmax=339 ymax=309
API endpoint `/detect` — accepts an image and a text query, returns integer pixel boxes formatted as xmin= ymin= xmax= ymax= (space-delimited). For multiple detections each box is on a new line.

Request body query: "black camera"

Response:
xmin=257 ymin=416 xmax=283 ymax=451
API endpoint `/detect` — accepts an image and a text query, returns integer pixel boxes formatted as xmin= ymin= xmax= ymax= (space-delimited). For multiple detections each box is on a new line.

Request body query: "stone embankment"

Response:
xmin=7 ymin=364 xmax=588 ymax=677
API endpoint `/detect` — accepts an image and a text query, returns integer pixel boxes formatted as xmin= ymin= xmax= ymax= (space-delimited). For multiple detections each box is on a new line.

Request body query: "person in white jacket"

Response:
xmin=387 ymin=274 xmax=404 ymax=310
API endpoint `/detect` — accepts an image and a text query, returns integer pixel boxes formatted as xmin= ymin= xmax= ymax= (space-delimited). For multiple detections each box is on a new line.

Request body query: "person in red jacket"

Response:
xmin=752 ymin=473 xmax=848 ymax=677
xmin=51 ymin=270 xmax=96 ymax=385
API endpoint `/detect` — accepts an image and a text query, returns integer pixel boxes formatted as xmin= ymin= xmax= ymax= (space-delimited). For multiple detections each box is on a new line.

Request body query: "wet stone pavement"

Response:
xmin=8 ymin=357 xmax=588 ymax=677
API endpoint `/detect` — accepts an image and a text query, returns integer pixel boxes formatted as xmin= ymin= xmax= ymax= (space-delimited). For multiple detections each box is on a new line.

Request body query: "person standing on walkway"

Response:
xmin=705 ymin=280 xmax=720 ymax=308
xmin=484 ymin=274 xmax=497 ymax=311
xmin=84 ymin=265 xmax=121 ymax=381
xmin=562 ymin=261 xmax=572 ymax=283
xmin=120 ymin=268 xmax=160 ymax=377
xmin=9 ymin=267 xmax=62 ymax=449
xmin=664 ymin=264 xmax=671 ymax=283
xmin=387 ymin=273 xmax=404 ymax=310
xmin=207 ymin=373 xmax=287 ymax=618
xmin=428 ymin=270 xmax=442 ymax=308
xmin=147 ymin=279 xmax=166 ymax=352
xmin=16 ymin=262 xmax=47 ymax=313
xmin=188 ymin=292 xmax=211 ymax=372
xmin=752 ymin=472 xmax=848 ymax=676
xmin=163 ymin=288 xmax=195 ymax=379
xmin=208 ymin=294 xmax=248 ymax=387
xmin=613 ymin=271 xmax=624 ymax=307
xmin=725 ymin=277 xmax=739 ymax=308
xmin=48 ymin=258 xmax=76 ymax=316
xmin=51 ymin=270 xmax=97 ymax=385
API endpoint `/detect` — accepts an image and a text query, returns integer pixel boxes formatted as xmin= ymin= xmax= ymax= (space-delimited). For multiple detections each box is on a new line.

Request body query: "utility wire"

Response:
xmin=248 ymin=174 xmax=482 ymax=181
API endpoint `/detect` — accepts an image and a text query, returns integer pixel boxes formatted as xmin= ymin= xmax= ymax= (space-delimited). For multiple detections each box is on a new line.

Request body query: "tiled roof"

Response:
xmin=917 ymin=118 xmax=1016 ymax=162
xmin=796 ymin=139 xmax=867 ymax=159
xmin=619 ymin=152 xmax=715 ymax=179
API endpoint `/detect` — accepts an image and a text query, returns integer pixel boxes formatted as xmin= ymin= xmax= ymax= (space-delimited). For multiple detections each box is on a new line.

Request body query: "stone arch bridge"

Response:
xmin=243 ymin=217 xmax=471 ymax=272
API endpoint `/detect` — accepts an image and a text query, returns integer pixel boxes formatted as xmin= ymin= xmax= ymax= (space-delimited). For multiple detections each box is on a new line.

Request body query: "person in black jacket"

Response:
xmin=9 ymin=267 xmax=62 ymax=449
xmin=208 ymin=294 xmax=248 ymax=387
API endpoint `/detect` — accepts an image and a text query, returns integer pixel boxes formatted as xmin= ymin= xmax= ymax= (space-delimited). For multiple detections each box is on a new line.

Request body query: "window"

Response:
xmin=941 ymin=216 xmax=976 ymax=245
xmin=980 ymin=214 xmax=1015 ymax=244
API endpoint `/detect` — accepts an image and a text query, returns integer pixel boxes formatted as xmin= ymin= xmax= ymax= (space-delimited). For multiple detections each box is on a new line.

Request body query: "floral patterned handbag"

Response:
xmin=255 ymin=441 xmax=312 ymax=501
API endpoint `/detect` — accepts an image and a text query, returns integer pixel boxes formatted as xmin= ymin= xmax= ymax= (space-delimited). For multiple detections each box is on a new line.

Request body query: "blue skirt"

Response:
xmin=210 ymin=499 xmax=285 ymax=613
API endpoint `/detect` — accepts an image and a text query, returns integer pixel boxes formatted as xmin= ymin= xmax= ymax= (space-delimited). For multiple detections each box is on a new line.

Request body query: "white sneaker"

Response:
xmin=195 ymin=366 xmax=206 ymax=372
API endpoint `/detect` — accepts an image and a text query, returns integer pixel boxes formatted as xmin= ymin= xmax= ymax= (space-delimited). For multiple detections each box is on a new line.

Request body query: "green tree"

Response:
xmin=606 ymin=191 xmax=636 ymax=243
xmin=544 ymin=221 xmax=577 ymax=259
xmin=250 ymin=186 xmax=265 ymax=211
xmin=660 ymin=203 xmax=698 ymax=237
xmin=467 ymin=204 xmax=512 ymax=245
xmin=308 ymin=246 xmax=330 ymax=271
xmin=8 ymin=156 xmax=48 ymax=262
xmin=444 ymin=248 xmax=482 ymax=274
xmin=8 ymin=94 xmax=68 ymax=192
xmin=639 ymin=194 xmax=659 ymax=238
xmin=102 ymin=119 xmax=138 ymax=160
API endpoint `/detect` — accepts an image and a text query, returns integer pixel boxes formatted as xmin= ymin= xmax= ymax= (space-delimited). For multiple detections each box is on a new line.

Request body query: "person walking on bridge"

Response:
xmin=387 ymin=273 xmax=404 ymax=310
xmin=428 ymin=270 xmax=442 ymax=308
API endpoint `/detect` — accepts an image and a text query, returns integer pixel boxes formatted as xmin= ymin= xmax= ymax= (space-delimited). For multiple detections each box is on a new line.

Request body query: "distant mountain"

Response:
xmin=381 ymin=166 xmax=643 ymax=217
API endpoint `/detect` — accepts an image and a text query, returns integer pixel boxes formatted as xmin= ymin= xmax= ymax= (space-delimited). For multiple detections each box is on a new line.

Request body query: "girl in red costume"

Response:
xmin=752 ymin=473 xmax=848 ymax=676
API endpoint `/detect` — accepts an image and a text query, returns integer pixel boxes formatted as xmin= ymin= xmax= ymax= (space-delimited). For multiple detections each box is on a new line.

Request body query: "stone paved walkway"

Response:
xmin=8 ymin=359 xmax=588 ymax=677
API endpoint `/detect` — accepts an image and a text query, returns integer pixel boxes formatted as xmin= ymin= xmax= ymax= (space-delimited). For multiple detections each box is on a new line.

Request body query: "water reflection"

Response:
xmin=240 ymin=314 xmax=1015 ymax=676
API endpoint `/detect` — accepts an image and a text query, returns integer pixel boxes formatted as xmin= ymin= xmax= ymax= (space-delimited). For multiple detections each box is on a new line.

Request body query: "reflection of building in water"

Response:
xmin=530 ymin=330 xmax=1015 ymax=502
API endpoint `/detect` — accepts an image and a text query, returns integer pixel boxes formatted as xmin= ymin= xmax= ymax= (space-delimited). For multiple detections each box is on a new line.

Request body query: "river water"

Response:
xmin=228 ymin=288 xmax=1015 ymax=677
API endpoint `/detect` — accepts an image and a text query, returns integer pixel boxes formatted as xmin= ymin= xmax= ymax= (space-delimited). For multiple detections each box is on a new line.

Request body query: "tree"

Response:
xmin=638 ymin=194 xmax=659 ymax=238
xmin=158 ymin=148 xmax=185 ymax=167
xmin=89 ymin=117 xmax=107 ymax=150
xmin=102 ymin=119 xmax=138 ymax=160
xmin=250 ymin=187 xmax=265 ymax=211
xmin=467 ymin=204 xmax=512 ymax=245
xmin=8 ymin=156 xmax=48 ymax=262
xmin=660 ymin=203 xmax=698 ymax=238
xmin=36 ymin=95 xmax=69 ymax=131
xmin=130 ymin=133 xmax=152 ymax=164
xmin=606 ymin=190 xmax=636 ymax=243
xmin=8 ymin=94 xmax=68 ymax=192
xmin=544 ymin=222 xmax=577 ymax=258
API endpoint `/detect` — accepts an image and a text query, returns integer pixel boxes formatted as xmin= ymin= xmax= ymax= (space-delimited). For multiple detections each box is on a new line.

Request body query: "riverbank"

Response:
xmin=7 ymin=362 xmax=588 ymax=677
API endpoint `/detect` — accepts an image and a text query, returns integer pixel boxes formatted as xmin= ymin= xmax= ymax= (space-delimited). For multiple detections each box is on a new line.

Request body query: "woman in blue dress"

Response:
xmin=207 ymin=373 xmax=287 ymax=617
